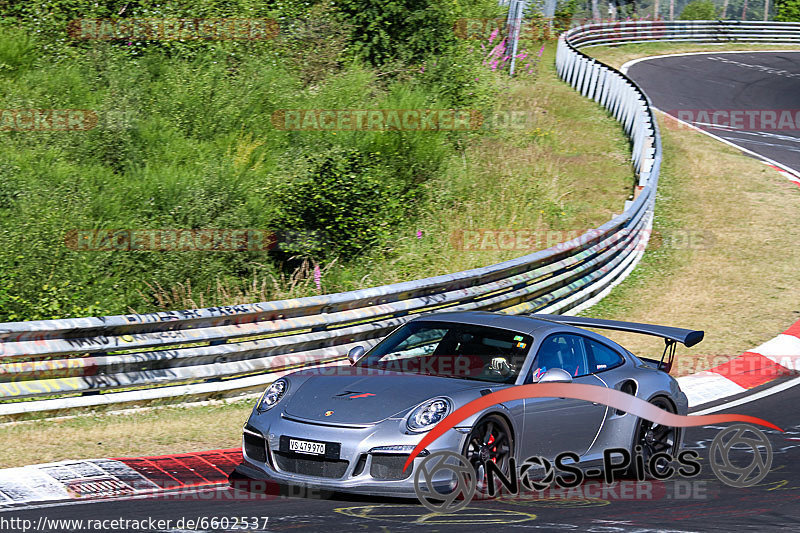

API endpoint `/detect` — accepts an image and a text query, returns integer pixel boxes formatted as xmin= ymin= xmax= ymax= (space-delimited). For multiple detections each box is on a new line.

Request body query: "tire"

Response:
xmin=461 ymin=414 xmax=514 ymax=494
xmin=631 ymin=396 xmax=680 ymax=479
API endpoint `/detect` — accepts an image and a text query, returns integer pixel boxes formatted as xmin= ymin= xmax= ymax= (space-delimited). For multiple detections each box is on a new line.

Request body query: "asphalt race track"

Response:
xmin=626 ymin=51 xmax=800 ymax=175
xmin=3 ymin=52 xmax=800 ymax=533
xmin=4 ymin=378 xmax=800 ymax=532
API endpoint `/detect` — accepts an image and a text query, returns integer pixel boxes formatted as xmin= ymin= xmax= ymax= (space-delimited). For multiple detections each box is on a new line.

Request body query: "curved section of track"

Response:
xmin=625 ymin=51 xmax=800 ymax=178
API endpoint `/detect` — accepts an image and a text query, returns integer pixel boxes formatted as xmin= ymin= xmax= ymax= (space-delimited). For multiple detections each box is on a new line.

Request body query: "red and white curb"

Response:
xmin=764 ymin=162 xmax=800 ymax=188
xmin=678 ymin=319 xmax=800 ymax=407
xmin=0 ymin=449 xmax=240 ymax=507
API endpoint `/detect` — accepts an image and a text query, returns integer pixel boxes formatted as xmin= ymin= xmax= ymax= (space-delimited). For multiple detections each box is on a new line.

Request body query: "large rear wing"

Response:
xmin=529 ymin=314 xmax=704 ymax=373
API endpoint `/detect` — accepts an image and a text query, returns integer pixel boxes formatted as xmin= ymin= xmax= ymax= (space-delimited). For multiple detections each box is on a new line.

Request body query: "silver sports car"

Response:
xmin=235 ymin=311 xmax=702 ymax=497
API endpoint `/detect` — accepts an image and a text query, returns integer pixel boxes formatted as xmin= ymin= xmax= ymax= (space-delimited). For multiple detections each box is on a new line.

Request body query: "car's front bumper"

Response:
xmin=239 ymin=410 xmax=468 ymax=497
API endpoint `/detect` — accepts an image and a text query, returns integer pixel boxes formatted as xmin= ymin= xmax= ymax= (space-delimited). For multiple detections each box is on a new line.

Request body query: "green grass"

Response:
xmin=0 ymin=24 xmax=636 ymax=321
xmin=0 ymin=399 xmax=255 ymax=467
xmin=0 ymin=24 xmax=488 ymax=320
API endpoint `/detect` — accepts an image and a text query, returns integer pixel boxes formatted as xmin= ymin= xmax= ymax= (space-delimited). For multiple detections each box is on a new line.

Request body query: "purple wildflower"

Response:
xmin=313 ymin=264 xmax=321 ymax=292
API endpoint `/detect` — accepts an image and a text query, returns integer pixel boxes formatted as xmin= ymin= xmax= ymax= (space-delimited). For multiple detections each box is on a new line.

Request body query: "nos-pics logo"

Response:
xmin=405 ymin=383 xmax=779 ymax=514
xmin=414 ymin=423 xmax=773 ymax=513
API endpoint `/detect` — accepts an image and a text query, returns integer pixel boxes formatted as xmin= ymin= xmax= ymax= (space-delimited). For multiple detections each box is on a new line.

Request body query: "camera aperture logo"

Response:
xmin=413 ymin=451 xmax=476 ymax=513
xmin=407 ymin=383 xmax=781 ymax=513
xmin=709 ymin=424 xmax=773 ymax=488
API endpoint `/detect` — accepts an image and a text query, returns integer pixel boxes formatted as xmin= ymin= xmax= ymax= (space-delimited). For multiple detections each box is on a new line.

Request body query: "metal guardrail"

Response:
xmin=8 ymin=19 xmax=791 ymax=416
xmin=564 ymin=20 xmax=800 ymax=48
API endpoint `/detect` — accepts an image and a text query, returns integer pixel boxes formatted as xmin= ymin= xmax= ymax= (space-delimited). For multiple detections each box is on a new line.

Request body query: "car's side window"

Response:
xmin=584 ymin=338 xmax=624 ymax=373
xmin=531 ymin=334 xmax=589 ymax=380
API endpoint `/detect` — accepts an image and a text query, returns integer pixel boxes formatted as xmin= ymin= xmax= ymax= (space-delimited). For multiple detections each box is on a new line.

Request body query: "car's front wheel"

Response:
xmin=462 ymin=414 xmax=514 ymax=493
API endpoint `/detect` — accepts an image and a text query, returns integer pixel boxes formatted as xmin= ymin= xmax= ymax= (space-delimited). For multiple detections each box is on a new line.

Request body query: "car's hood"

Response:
xmin=283 ymin=372 xmax=481 ymax=425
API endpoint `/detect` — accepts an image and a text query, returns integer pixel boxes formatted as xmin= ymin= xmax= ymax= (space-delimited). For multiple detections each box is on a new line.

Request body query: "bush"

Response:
xmin=776 ymin=0 xmax=800 ymax=21
xmin=0 ymin=28 xmax=40 ymax=76
xmin=679 ymin=0 xmax=718 ymax=20
xmin=553 ymin=0 xmax=579 ymax=33
xmin=0 ymin=0 xmax=503 ymax=320
xmin=334 ymin=0 xmax=502 ymax=67
xmin=275 ymin=148 xmax=409 ymax=259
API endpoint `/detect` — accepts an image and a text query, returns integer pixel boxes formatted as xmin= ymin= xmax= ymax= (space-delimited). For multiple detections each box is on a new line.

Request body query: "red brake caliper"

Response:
xmin=488 ymin=434 xmax=497 ymax=462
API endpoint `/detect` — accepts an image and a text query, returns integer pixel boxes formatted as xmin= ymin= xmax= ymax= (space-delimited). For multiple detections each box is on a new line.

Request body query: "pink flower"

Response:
xmin=489 ymin=28 xmax=498 ymax=44
xmin=313 ymin=264 xmax=321 ymax=292
xmin=416 ymin=230 xmax=423 ymax=239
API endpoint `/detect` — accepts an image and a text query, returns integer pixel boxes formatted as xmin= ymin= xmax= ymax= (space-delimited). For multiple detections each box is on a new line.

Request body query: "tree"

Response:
xmin=679 ymin=0 xmax=718 ymax=19
xmin=775 ymin=0 xmax=800 ymax=20
xmin=334 ymin=0 xmax=462 ymax=66
xmin=591 ymin=0 xmax=601 ymax=20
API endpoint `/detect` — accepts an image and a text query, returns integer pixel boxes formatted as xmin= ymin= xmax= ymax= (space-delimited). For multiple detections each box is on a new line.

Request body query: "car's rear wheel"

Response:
xmin=462 ymin=414 xmax=513 ymax=493
xmin=633 ymin=396 xmax=680 ymax=478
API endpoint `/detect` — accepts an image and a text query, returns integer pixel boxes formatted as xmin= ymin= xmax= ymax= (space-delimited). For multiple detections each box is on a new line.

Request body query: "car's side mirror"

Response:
xmin=537 ymin=368 xmax=573 ymax=383
xmin=347 ymin=345 xmax=366 ymax=365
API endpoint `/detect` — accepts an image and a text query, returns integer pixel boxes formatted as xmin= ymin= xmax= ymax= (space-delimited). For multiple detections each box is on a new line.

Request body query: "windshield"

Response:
xmin=358 ymin=321 xmax=532 ymax=384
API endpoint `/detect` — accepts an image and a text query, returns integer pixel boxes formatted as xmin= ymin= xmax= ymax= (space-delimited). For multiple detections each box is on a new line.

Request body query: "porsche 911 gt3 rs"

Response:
xmin=235 ymin=311 xmax=702 ymax=497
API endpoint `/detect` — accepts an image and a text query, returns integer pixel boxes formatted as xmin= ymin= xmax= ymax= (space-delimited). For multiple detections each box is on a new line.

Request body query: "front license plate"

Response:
xmin=288 ymin=438 xmax=325 ymax=455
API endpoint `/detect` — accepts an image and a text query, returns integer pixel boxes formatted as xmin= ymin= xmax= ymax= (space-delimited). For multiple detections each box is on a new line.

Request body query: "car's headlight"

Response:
xmin=257 ymin=379 xmax=288 ymax=412
xmin=407 ymin=397 xmax=452 ymax=432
